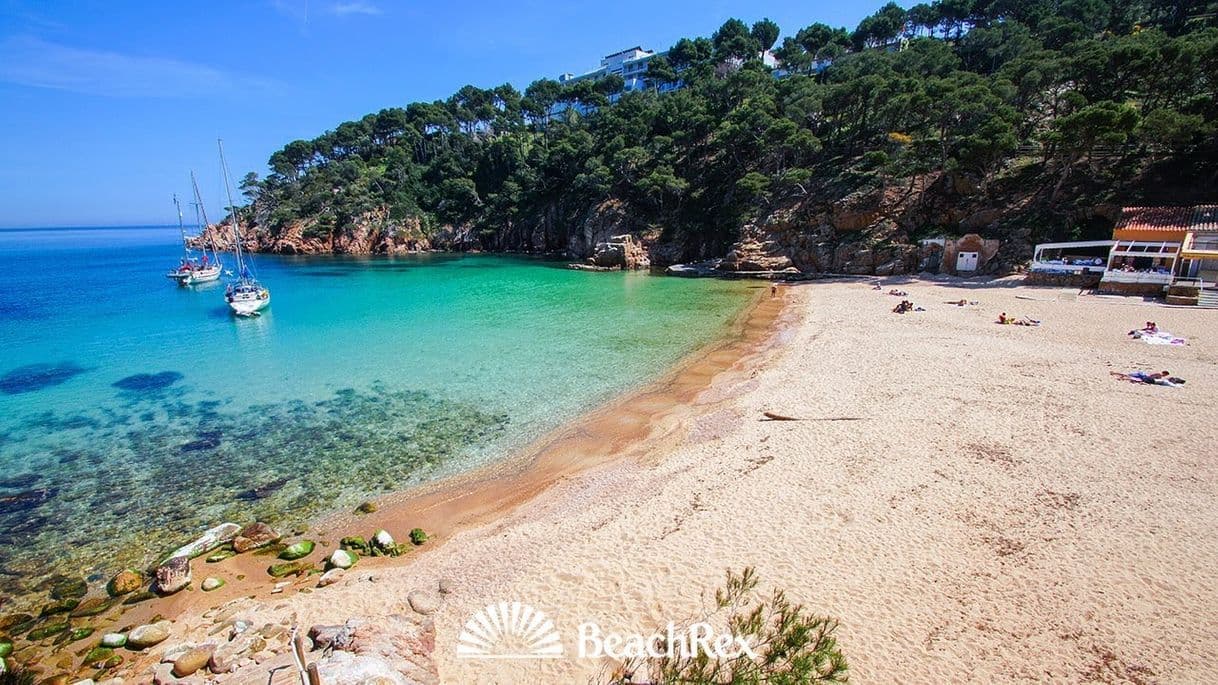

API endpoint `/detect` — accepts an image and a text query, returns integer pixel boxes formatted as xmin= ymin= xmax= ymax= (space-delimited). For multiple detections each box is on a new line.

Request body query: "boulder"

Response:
xmin=209 ymin=632 xmax=266 ymax=673
xmin=267 ymin=561 xmax=311 ymax=578
xmin=106 ymin=569 xmax=143 ymax=597
xmin=231 ymin=522 xmax=279 ymax=553
xmin=164 ymin=522 xmax=240 ymax=561
xmin=588 ymin=234 xmax=649 ymax=270
xmin=318 ymin=568 xmax=345 ymax=588
xmin=155 ymin=556 xmax=191 ymax=594
xmin=278 ymin=540 xmax=316 ymax=561
xmin=328 ymin=550 xmax=357 ymax=570
xmin=407 ymin=590 xmax=441 ymax=615
xmin=371 ymin=530 xmax=395 ymax=552
xmin=172 ymin=644 xmax=216 ymax=677
xmin=128 ymin=621 xmax=172 ymax=649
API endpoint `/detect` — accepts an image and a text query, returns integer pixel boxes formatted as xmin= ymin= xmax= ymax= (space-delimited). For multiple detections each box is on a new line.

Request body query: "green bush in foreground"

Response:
xmin=611 ymin=567 xmax=848 ymax=684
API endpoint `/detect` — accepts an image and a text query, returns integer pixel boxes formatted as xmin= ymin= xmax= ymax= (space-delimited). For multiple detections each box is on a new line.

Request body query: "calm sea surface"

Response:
xmin=0 ymin=226 xmax=752 ymax=600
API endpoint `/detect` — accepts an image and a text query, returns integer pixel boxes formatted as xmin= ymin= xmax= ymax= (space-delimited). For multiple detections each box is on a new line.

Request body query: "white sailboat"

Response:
xmin=165 ymin=179 xmax=223 ymax=285
xmin=218 ymin=139 xmax=271 ymax=316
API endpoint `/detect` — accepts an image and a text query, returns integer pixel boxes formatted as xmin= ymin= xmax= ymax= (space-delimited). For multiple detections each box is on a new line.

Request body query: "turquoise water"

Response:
xmin=0 ymin=226 xmax=752 ymax=601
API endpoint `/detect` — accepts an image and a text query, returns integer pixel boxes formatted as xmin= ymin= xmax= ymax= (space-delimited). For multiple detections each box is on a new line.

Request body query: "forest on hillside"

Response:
xmin=234 ymin=0 xmax=1218 ymax=261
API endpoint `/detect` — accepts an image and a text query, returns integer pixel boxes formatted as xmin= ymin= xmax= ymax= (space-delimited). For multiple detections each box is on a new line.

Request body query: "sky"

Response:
xmin=0 ymin=0 xmax=883 ymax=228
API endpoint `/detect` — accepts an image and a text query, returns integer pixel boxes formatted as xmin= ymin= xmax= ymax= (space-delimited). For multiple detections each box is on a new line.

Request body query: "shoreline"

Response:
xmin=11 ymin=280 xmax=791 ymax=679
xmin=151 ymin=281 xmax=788 ymax=621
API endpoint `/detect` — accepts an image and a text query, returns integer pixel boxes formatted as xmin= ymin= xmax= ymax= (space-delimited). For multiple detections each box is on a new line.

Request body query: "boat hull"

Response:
xmin=227 ymin=290 xmax=270 ymax=316
xmin=167 ymin=265 xmax=222 ymax=286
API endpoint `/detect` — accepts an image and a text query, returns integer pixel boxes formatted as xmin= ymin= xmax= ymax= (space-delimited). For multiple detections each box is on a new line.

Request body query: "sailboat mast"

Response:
xmin=217 ymin=139 xmax=246 ymax=277
xmin=189 ymin=171 xmax=220 ymax=263
xmin=173 ymin=194 xmax=189 ymax=259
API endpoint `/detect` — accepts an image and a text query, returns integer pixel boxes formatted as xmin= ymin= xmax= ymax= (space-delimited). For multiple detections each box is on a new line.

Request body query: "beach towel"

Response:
xmin=1130 ymin=330 xmax=1186 ymax=346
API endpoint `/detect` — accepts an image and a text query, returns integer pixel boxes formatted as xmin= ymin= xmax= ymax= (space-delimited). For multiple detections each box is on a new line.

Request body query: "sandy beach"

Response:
xmin=117 ymin=277 xmax=1218 ymax=683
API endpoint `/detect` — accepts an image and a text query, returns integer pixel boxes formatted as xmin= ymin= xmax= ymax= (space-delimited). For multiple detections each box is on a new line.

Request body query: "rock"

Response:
xmin=40 ymin=597 xmax=80 ymax=616
xmin=0 ymin=640 xmax=12 ymax=657
xmin=209 ymin=632 xmax=264 ymax=673
xmin=70 ymin=597 xmax=116 ymax=617
xmin=317 ymin=568 xmax=345 ymax=588
xmin=327 ymin=550 xmax=357 ymax=570
xmin=588 ymin=233 xmax=649 ymax=270
xmin=278 ymin=540 xmax=315 ymax=561
xmin=355 ymin=500 xmax=378 ymax=514
xmin=83 ymin=646 xmax=114 ymax=667
xmin=409 ymin=528 xmax=427 ymax=545
xmin=122 ymin=590 xmax=157 ymax=605
xmin=155 ymin=556 xmax=191 ymax=594
xmin=69 ymin=626 xmax=95 ymax=641
xmin=340 ymin=536 xmax=369 ymax=555
xmin=47 ymin=575 xmax=88 ymax=599
xmin=160 ymin=643 xmax=194 ymax=663
xmin=151 ymin=663 xmax=176 ymax=685
xmin=127 ymin=621 xmax=172 ymax=649
xmin=100 ymin=632 xmax=127 ymax=648
xmin=27 ymin=621 xmax=70 ymax=640
xmin=308 ymin=623 xmax=346 ymax=650
xmin=371 ymin=530 xmax=394 ymax=552
xmin=437 ymin=578 xmax=454 ymax=595
xmin=106 ymin=569 xmax=143 ymax=597
xmin=206 ymin=550 xmax=236 ymax=563
xmin=172 ymin=644 xmax=216 ymax=677
xmin=165 ymin=523 xmax=241 ymax=561
xmin=407 ymin=589 xmax=441 ymax=615
xmin=231 ymin=522 xmax=279 ymax=553
xmin=201 ymin=577 xmax=225 ymax=592
xmin=267 ymin=561 xmax=311 ymax=578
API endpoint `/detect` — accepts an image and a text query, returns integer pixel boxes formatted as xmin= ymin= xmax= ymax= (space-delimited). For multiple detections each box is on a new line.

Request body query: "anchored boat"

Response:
xmin=218 ymin=139 xmax=271 ymax=317
xmin=165 ymin=179 xmax=223 ymax=286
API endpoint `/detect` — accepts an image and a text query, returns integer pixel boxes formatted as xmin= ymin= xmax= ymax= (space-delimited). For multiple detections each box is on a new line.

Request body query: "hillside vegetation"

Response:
xmin=232 ymin=0 xmax=1218 ymax=267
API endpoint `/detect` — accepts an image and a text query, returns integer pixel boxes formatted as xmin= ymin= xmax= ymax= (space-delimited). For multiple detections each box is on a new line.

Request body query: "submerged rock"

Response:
xmin=232 ymin=522 xmax=279 ymax=553
xmin=111 ymin=371 xmax=183 ymax=393
xmin=236 ymin=476 xmax=290 ymax=501
xmin=83 ymin=646 xmax=115 ymax=667
xmin=0 ymin=487 xmax=57 ymax=515
xmin=165 ymin=522 xmax=241 ymax=561
xmin=70 ymin=596 xmax=116 ymax=617
xmin=106 ymin=569 xmax=144 ymax=596
xmin=40 ymin=597 xmax=80 ymax=616
xmin=278 ymin=540 xmax=315 ymax=561
xmin=46 ymin=575 xmax=87 ymax=599
xmin=0 ymin=361 xmax=89 ymax=395
xmin=154 ymin=556 xmax=191 ymax=594
xmin=27 ymin=621 xmax=70 ymax=640
xmin=0 ymin=473 xmax=40 ymax=489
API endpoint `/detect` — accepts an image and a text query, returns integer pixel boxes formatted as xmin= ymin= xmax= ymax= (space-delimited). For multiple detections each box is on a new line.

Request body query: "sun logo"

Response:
xmin=456 ymin=601 xmax=564 ymax=659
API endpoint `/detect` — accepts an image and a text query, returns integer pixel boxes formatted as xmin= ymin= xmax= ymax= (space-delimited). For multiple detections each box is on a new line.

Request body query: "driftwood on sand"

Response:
xmin=762 ymin=412 xmax=866 ymax=422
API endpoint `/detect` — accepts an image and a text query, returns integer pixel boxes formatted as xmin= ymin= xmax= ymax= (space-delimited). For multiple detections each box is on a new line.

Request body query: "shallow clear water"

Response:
xmin=0 ymin=226 xmax=752 ymax=599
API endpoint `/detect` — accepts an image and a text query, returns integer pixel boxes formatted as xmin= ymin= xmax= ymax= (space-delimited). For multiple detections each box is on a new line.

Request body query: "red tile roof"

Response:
xmin=1117 ymin=205 xmax=1218 ymax=232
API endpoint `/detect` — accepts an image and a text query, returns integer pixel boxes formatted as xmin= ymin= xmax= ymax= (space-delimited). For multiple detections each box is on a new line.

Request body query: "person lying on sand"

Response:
xmin=893 ymin=300 xmax=917 ymax=314
xmin=946 ymin=299 xmax=979 ymax=306
xmin=888 ymin=289 xmax=908 ymax=296
xmin=1110 ymin=370 xmax=1186 ymax=386
xmin=872 ymin=284 xmax=883 ymax=290
xmin=997 ymin=313 xmax=1040 ymax=326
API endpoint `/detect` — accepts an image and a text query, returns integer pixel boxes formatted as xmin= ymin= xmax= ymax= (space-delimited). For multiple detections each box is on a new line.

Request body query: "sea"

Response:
xmin=0 ymin=225 xmax=753 ymax=601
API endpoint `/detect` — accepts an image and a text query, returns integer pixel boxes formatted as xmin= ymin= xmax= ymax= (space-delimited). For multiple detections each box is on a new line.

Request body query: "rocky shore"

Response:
xmin=0 ymin=514 xmax=434 ymax=683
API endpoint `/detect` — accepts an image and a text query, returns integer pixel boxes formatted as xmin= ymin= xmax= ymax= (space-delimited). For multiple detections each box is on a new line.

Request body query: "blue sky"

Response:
xmin=0 ymin=0 xmax=880 ymax=228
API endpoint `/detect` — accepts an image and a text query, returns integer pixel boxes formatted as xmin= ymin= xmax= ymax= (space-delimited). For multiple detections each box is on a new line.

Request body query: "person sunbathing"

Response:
xmin=997 ymin=313 xmax=1040 ymax=326
xmin=892 ymin=300 xmax=914 ymax=314
xmin=888 ymin=289 xmax=908 ymax=296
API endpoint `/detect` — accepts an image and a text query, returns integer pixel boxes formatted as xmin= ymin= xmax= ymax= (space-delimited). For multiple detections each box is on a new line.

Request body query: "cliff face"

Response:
xmin=190 ymin=210 xmax=434 ymax=256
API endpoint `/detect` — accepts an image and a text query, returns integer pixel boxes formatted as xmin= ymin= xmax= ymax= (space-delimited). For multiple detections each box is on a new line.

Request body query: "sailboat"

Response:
xmin=218 ymin=139 xmax=271 ymax=316
xmin=165 ymin=182 xmax=223 ymax=285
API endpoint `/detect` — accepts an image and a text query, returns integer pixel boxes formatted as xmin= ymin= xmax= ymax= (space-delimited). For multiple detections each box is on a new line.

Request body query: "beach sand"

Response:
xmin=138 ymin=278 xmax=1218 ymax=683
